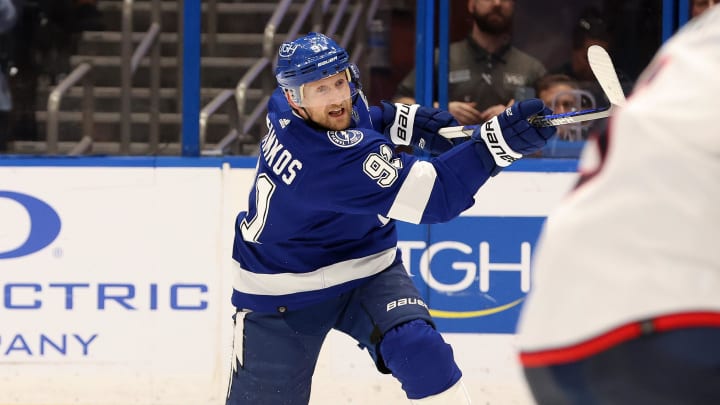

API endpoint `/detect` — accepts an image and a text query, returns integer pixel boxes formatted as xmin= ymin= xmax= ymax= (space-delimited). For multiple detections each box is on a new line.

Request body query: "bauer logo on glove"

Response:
xmin=471 ymin=99 xmax=557 ymax=175
xmin=479 ymin=119 xmax=522 ymax=166
xmin=381 ymin=101 xmax=459 ymax=156
xmin=389 ymin=103 xmax=418 ymax=145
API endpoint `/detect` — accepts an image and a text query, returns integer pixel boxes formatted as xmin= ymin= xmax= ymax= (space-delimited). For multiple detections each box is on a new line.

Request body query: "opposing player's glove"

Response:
xmin=472 ymin=99 xmax=556 ymax=176
xmin=381 ymin=101 xmax=460 ymax=155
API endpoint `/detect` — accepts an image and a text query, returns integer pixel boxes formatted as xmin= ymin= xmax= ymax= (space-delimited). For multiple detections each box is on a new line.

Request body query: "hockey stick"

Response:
xmin=587 ymin=45 xmax=627 ymax=107
xmin=439 ymin=46 xmax=625 ymax=139
xmin=437 ymin=106 xmax=612 ymax=138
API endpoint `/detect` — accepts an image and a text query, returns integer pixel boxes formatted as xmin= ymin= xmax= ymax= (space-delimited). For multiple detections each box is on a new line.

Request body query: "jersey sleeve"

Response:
xmin=295 ymin=127 xmax=493 ymax=224
xmin=369 ymin=105 xmax=385 ymax=133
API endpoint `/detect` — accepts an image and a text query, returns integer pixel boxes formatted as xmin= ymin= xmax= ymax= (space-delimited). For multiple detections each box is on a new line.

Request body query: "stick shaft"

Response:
xmin=438 ymin=106 xmax=613 ymax=139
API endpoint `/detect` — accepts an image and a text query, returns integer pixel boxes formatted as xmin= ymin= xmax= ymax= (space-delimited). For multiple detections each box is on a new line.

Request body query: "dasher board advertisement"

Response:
xmin=0 ymin=156 xmax=577 ymax=404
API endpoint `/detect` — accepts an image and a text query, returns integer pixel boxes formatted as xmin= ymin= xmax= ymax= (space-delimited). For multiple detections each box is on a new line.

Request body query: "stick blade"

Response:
xmin=588 ymin=45 xmax=627 ymax=107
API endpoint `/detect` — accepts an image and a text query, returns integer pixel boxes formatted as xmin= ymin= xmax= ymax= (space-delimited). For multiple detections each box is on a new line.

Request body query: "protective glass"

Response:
xmin=550 ymin=89 xmax=596 ymax=141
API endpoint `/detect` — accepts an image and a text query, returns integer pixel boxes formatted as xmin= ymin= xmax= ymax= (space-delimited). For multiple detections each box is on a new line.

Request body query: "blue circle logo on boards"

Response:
xmin=0 ymin=191 xmax=62 ymax=259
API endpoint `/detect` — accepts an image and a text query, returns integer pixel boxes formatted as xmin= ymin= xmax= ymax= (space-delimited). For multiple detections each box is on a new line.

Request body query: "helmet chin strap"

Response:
xmin=283 ymin=89 xmax=315 ymax=126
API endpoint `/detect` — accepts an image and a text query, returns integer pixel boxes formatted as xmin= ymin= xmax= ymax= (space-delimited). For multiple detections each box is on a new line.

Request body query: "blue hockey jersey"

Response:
xmin=231 ymin=89 xmax=494 ymax=312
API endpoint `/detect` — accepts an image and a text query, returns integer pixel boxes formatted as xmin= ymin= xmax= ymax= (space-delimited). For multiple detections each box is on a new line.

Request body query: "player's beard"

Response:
xmin=473 ymin=8 xmax=513 ymax=35
xmin=305 ymin=98 xmax=353 ymax=131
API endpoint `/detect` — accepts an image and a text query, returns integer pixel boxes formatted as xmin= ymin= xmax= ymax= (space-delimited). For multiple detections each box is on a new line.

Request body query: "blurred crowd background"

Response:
xmin=0 ymin=0 xmax=688 ymax=156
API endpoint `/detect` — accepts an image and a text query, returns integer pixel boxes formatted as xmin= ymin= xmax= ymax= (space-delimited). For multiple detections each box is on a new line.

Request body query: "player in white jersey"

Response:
xmin=516 ymin=5 xmax=720 ymax=404
xmin=225 ymin=32 xmax=556 ymax=404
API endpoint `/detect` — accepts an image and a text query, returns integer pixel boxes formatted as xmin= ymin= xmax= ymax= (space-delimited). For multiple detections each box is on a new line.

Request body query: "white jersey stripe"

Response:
xmin=387 ymin=161 xmax=437 ymax=224
xmin=232 ymin=247 xmax=397 ymax=296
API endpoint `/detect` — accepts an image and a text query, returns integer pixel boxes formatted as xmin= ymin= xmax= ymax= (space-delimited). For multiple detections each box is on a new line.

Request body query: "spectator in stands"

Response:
xmin=536 ymin=74 xmax=581 ymax=115
xmin=0 ymin=0 xmax=14 ymax=35
xmin=4 ymin=0 xmax=104 ymax=148
xmin=551 ymin=9 xmax=610 ymax=85
xmin=535 ymin=73 xmax=594 ymax=142
xmin=0 ymin=0 xmax=17 ymax=152
xmin=393 ymin=0 xmax=546 ymax=125
xmin=692 ymin=0 xmax=718 ymax=17
xmin=549 ymin=8 xmax=620 ymax=106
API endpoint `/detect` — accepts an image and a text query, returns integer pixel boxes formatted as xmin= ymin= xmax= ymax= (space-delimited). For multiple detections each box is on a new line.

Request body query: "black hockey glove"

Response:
xmin=381 ymin=101 xmax=460 ymax=155
xmin=472 ymin=99 xmax=556 ymax=176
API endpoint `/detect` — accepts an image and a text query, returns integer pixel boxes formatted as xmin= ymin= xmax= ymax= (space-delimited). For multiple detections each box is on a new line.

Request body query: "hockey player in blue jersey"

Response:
xmin=226 ymin=32 xmax=556 ymax=404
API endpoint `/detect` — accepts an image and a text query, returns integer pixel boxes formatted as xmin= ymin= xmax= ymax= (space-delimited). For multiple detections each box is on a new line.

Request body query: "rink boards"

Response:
xmin=0 ymin=156 xmax=577 ymax=405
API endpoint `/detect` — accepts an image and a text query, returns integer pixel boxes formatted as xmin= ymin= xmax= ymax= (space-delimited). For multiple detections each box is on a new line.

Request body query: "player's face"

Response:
xmin=540 ymin=84 xmax=584 ymax=140
xmin=540 ymin=84 xmax=577 ymax=114
xmin=573 ymin=39 xmax=610 ymax=80
xmin=297 ymin=72 xmax=353 ymax=131
xmin=469 ymin=0 xmax=514 ymax=35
